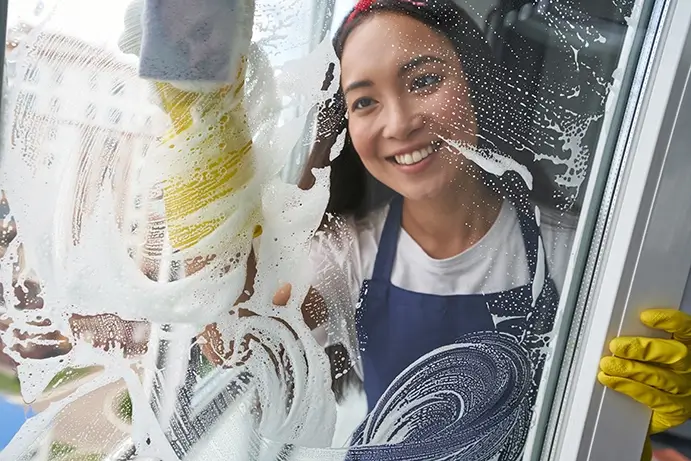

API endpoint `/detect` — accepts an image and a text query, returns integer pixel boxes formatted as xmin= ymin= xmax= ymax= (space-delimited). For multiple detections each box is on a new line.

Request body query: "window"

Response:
xmin=104 ymin=136 xmax=118 ymax=153
xmin=2 ymin=0 xmax=691 ymax=460
xmin=53 ymin=70 xmax=64 ymax=85
xmin=16 ymin=91 xmax=36 ymax=114
xmin=25 ymin=65 xmax=39 ymax=83
xmin=11 ymin=91 xmax=36 ymax=143
xmin=33 ymin=1 xmax=45 ymax=16
xmin=111 ymin=80 xmax=125 ymax=96
xmin=88 ymin=72 xmax=98 ymax=91
xmin=108 ymin=108 xmax=122 ymax=124
xmin=49 ymin=97 xmax=60 ymax=112
xmin=85 ymin=103 xmax=96 ymax=120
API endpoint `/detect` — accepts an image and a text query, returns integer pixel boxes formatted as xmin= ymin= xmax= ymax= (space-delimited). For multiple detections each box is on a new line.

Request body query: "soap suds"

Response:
xmin=0 ymin=0 xmax=642 ymax=459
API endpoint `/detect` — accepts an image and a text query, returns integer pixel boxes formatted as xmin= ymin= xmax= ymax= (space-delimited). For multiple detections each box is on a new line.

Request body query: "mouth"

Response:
xmin=388 ymin=140 xmax=444 ymax=168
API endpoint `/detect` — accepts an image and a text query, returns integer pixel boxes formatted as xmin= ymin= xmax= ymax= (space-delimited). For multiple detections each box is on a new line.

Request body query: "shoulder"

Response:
xmin=540 ymin=208 xmax=578 ymax=239
xmin=309 ymin=206 xmax=388 ymax=292
xmin=310 ymin=206 xmax=388 ymax=259
xmin=316 ymin=205 xmax=389 ymax=249
xmin=539 ymin=206 xmax=578 ymax=244
xmin=308 ymin=207 xmax=388 ymax=349
xmin=353 ymin=206 xmax=389 ymax=243
xmin=537 ymin=205 xmax=579 ymax=293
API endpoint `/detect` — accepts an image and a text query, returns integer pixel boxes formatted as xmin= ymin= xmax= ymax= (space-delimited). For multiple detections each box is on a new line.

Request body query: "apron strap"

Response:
xmin=370 ymin=195 xmax=403 ymax=283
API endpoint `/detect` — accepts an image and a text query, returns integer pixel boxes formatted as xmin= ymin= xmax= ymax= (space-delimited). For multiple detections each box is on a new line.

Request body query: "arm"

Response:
xmin=272 ymin=284 xmax=328 ymax=331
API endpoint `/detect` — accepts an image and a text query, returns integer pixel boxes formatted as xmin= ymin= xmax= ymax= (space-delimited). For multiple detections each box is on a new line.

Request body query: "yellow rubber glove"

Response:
xmin=599 ymin=309 xmax=691 ymax=460
xmin=154 ymin=59 xmax=262 ymax=254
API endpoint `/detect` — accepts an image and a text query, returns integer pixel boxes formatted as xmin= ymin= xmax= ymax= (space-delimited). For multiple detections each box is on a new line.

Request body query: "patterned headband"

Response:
xmin=346 ymin=0 xmax=375 ymax=24
xmin=346 ymin=0 xmax=427 ymax=25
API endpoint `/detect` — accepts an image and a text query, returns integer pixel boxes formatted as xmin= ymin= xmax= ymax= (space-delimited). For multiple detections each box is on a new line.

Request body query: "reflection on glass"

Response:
xmin=0 ymin=0 xmax=654 ymax=460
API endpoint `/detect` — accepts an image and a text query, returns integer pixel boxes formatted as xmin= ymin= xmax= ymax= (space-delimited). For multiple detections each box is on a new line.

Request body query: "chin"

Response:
xmin=396 ymin=186 xmax=445 ymax=203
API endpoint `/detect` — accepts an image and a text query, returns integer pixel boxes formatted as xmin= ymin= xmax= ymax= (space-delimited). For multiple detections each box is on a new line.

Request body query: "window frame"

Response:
xmin=539 ymin=0 xmax=691 ymax=459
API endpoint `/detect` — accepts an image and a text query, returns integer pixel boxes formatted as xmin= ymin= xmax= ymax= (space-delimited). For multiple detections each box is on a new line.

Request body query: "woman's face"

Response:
xmin=340 ymin=12 xmax=478 ymax=202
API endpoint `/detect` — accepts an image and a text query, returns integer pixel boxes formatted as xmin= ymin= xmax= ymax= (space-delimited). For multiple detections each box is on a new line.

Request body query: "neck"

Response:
xmin=400 ymin=183 xmax=503 ymax=260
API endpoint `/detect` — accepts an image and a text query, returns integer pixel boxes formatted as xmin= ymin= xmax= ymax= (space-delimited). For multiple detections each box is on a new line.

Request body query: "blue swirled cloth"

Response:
xmin=345 ymin=331 xmax=533 ymax=461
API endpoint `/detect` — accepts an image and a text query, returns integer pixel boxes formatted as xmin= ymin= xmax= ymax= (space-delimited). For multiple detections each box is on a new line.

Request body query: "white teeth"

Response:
xmin=394 ymin=145 xmax=434 ymax=165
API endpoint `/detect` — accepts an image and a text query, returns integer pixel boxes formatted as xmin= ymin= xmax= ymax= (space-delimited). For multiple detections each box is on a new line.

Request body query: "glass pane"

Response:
xmin=0 ymin=0 xmax=656 ymax=460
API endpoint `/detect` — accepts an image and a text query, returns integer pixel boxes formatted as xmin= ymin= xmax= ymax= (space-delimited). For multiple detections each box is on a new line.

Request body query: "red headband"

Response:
xmin=346 ymin=0 xmax=375 ymax=24
xmin=346 ymin=0 xmax=427 ymax=24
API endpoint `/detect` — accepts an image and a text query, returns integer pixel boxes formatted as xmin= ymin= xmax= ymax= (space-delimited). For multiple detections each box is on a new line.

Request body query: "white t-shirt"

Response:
xmin=308 ymin=200 xmax=578 ymax=352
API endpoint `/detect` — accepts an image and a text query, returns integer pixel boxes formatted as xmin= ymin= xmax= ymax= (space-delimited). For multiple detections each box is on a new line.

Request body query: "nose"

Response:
xmin=381 ymin=97 xmax=424 ymax=140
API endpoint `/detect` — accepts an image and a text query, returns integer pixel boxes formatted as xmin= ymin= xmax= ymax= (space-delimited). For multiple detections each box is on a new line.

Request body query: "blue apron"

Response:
xmin=347 ymin=195 xmax=560 ymax=459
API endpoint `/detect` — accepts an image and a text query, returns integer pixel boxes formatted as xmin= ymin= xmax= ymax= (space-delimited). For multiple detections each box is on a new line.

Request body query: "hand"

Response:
xmin=272 ymin=284 xmax=292 ymax=307
xmin=599 ymin=308 xmax=691 ymax=456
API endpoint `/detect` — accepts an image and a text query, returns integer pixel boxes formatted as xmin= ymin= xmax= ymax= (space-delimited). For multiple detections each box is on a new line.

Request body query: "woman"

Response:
xmin=272 ymin=0 xmax=691 ymax=458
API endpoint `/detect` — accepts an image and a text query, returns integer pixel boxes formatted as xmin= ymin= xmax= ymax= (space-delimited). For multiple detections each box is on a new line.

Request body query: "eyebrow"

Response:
xmin=343 ymin=79 xmax=373 ymax=96
xmin=343 ymin=55 xmax=446 ymax=96
xmin=400 ymin=55 xmax=446 ymax=75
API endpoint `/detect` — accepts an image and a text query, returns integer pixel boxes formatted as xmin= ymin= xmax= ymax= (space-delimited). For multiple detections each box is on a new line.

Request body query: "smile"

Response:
xmin=390 ymin=141 xmax=442 ymax=166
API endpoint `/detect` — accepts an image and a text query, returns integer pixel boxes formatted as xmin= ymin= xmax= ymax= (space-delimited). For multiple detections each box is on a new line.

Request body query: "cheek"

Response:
xmin=426 ymin=88 xmax=477 ymax=138
xmin=348 ymin=120 xmax=379 ymax=162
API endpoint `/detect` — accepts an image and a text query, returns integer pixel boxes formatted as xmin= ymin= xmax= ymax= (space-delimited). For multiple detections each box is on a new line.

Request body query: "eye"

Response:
xmin=410 ymin=74 xmax=443 ymax=92
xmin=352 ymin=97 xmax=376 ymax=111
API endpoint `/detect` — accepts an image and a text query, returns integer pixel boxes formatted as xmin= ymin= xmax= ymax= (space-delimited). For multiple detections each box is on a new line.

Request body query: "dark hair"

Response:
xmin=300 ymin=0 xmax=573 ymax=219
xmin=304 ymin=0 xmax=573 ymax=401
